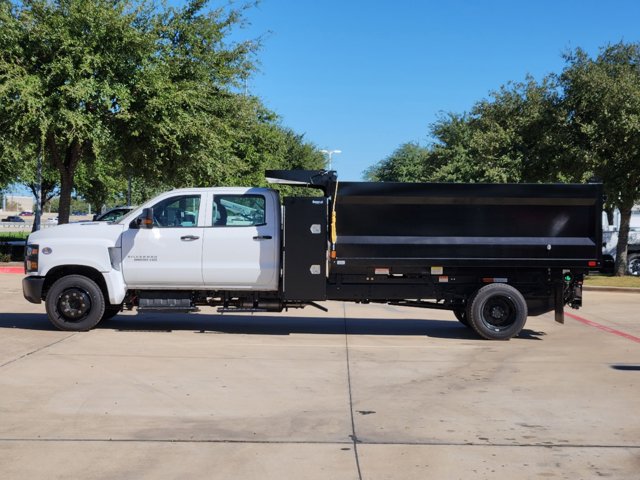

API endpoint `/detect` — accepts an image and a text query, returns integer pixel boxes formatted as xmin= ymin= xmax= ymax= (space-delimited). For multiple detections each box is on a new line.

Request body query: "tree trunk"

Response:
xmin=57 ymin=168 xmax=74 ymax=225
xmin=614 ymin=202 xmax=633 ymax=276
xmin=53 ymin=138 xmax=82 ymax=225
xmin=28 ymin=180 xmax=58 ymax=212
xmin=604 ymin=206 xmax=615 ymax=226
xmin=28 ymin=180 xmax=57 ymax=232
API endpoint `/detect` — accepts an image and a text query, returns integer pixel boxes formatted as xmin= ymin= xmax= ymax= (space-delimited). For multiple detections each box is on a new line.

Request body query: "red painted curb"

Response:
xmin=0 ymin=266 xmax=23 ymax=274
xmin=565 ymin=312 xmax=640 ymax=344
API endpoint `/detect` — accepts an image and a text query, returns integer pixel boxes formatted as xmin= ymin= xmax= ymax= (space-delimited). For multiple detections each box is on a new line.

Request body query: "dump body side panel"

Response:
xmin=332 ymin=182 xmax=602 ymax=271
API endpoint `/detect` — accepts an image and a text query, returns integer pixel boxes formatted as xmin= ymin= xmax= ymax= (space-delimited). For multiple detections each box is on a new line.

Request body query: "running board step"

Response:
xmin=138 ymin=293 xmax=196 ymax=312
xmin=217 ymin=308 xmax=268 ymax=313
xmin=138 ymin=307 xmax=199 ymax=313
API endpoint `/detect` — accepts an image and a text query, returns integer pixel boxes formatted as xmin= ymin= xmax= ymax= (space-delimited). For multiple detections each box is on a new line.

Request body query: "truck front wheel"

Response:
xmin=466 ymin=283 xmax=527 ymax=340
xmin=45 ymin=275 xmax=106 ymax=331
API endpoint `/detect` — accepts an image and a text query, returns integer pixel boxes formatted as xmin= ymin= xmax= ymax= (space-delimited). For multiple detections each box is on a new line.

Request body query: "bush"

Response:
xmin=0 ymin=244 xmax=23 ymax=262
xmin=0 ymin=232 xmax=29 ymax=242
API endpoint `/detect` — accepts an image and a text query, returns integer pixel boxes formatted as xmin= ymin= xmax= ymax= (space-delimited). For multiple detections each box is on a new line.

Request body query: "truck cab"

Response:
xmin=23 ymin=187 xmax=283 ymax=330
xmin=119 ymin=187 xmax=280 ymax=291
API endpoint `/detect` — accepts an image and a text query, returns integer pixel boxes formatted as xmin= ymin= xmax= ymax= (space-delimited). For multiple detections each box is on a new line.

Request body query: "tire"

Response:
xmin=45 ymin=275 xmax=106 ymax=331
xmin=102 ymin=305 xmax=122 ymax=321
xmin=453 ymin=309 xmax=470 ymax=326
xmin=628 ymin=254 xmax=640 ymax=276
xmin=467 ymin=283 xmax=527 ymax=340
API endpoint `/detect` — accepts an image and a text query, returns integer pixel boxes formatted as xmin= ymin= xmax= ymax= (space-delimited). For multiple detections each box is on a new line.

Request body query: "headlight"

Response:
xmin=25 ymin=244 xmax=39 ymax=273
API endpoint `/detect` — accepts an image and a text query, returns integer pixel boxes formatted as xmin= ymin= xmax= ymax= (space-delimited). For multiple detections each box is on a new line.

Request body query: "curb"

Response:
xmin=0 ymin=266 xmax=23 ymax=274
xmin=583 ymin=286 xmax=640 ymax=294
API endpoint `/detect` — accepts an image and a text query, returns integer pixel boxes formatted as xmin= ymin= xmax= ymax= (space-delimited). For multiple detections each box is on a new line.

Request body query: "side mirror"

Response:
xmin=92 ymin=214 xmax=98 ymax=221
xmin=129 ymin=208 xmax=154 ymax=229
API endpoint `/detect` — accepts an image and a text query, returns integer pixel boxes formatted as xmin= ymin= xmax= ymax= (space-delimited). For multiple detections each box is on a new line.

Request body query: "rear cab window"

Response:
xmin=213 ymin=194 xmax=266 ymax=227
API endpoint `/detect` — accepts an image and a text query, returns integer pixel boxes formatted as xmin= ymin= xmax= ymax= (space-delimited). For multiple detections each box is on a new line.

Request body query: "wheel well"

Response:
xmin=43 ymin=266 xmax=108 ymax=301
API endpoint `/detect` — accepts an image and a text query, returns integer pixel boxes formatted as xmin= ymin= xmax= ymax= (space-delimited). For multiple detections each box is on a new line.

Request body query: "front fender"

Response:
xmin=38 ymin=243 xmax=113 ymax=276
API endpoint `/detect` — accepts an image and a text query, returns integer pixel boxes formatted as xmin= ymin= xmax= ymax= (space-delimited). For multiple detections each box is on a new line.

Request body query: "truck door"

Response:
xmin=121 ymin=194 xmax=204 ymax=287
xmin=202 ymin=192 xmax=279 ymax=290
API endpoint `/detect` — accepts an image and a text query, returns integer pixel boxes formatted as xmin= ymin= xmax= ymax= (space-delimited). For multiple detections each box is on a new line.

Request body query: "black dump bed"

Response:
xmin=333 ymin=181 xmax=603 ymax=270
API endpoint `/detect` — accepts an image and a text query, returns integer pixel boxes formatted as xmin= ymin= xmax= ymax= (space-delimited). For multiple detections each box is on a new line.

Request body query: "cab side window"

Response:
xmin=152 ymin=195 xmax=200 ymax=227
xmin=213 ymin=195 xmax=265 ymax=227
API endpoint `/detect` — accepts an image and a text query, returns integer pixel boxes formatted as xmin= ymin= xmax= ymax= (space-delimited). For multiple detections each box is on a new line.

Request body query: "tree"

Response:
xmin=560 ymin=43 xmax=640 ymax=275
xmin=366 ymin=42 xmax=640 ymax=275
xmin=75 ymin=157 xmax=128 ymax=213
xmin=16 ymin=152 xmax=59 ymax=216
xmin=426 ymin=79 xmax=572 ymax=184
xmin=364 ymin=142 xmax=431 ymax=182
xmin=0 ymin=0 xmax=259 ymax=224
xmin=365 ymin=78 xmax=568 ymax=185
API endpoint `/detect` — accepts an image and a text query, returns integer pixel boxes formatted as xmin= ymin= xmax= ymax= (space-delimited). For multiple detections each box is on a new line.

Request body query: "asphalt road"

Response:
xmin=0 ymin=273 xmax=638 ymax=479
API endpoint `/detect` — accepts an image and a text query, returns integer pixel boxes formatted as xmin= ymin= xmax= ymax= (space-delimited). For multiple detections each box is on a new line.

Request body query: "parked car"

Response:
xmin=602 ymin=206 xmax=640 ymax=275
xmin=1 ymin=216 xmax=26 ymax=222
xmin=19 ymin=211 xmax=34 ymax=216
xmin=93 ymin=206 xmax=136 ymax=222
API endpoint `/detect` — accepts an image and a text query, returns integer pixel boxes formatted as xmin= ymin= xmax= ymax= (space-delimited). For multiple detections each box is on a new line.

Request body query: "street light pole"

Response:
xmin=320 ymin=149 xmax=342 ymax=170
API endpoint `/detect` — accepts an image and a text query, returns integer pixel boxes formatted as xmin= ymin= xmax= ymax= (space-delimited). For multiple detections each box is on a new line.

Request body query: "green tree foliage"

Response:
xmin=0 ymin=0 xmax=153 ymax=223
xmin=366 ymin=79 xmax=567 ymax=184
xmin=560 ymin=43 xmax=640 ymax=275
xmin=1 ymin=0 xmax=322 ymax=224
xmin=366 ymin=42 xmax=640 ymax=275
xmin=74 ymin=156 xmax=128 ymax=213
xmin=16 ymin=152 xmax=59 ymax=213
xmin=364 ymin=142 xmax=431 ymax=182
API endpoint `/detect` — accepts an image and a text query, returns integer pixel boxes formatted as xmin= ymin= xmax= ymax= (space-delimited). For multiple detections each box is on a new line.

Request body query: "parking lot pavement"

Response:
xmin=0 ymin=273 xmax=639 ymax=479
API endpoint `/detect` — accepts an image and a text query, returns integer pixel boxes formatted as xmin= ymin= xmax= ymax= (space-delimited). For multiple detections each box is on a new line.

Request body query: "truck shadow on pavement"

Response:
xmin=0 ymin=312 xmax=546 ymax=340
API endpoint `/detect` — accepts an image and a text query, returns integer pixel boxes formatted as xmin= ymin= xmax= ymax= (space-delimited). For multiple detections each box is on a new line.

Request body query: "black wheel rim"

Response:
xmin=481 ymin=295 xmax=517 ymax=332
xmin=57 ymin=288 xmax=92 ymax=322
xmin=629 ymin=259 xmax=640 ymax=276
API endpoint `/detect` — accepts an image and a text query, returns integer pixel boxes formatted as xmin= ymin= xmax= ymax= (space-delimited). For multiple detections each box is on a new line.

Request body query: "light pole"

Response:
xmin=320 ymin=149 xmax=341 ymax=170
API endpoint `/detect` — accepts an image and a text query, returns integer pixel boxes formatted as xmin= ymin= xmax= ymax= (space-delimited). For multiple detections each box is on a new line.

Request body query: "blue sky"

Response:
xmin=231 ymin=0 xmax=640 ymax=180
xmin=7 ymin=0 xmax=640 ymax=197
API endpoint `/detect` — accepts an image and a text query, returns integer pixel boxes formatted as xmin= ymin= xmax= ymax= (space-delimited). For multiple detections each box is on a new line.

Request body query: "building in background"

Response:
xmin=0 ymin=195 xmax=34 ymax=213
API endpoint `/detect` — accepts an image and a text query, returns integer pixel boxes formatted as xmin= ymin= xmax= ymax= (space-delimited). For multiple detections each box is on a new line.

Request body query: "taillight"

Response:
xmin=25 ymin=244 xmax=39 ymax=273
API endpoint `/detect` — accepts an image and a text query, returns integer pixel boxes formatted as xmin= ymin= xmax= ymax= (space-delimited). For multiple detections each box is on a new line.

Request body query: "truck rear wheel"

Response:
xmin=467 ymin=283 xmax=527 ymax=340
xmin=45 ymin=275 xmax=106 ymax=331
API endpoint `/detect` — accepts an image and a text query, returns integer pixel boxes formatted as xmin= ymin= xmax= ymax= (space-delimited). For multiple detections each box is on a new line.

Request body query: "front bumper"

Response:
xmin=23 ymin=276 xmax=45 ymax=304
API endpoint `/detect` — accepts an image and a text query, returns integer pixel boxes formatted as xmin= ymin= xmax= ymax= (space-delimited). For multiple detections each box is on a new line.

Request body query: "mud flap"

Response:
xmin=554 ymin=283 xmax=564 ymax=324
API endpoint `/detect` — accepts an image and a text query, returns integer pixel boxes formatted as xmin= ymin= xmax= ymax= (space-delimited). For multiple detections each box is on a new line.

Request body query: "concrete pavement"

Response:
xmin=0 ymin=273 xmax=639 ymax=479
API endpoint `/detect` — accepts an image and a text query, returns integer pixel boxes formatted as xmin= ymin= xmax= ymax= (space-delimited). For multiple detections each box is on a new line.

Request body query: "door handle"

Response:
xmin=253 ymin=235 xmax=272 ymax=240
xmin=180 ymin=235 xmax=200 ymax=241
